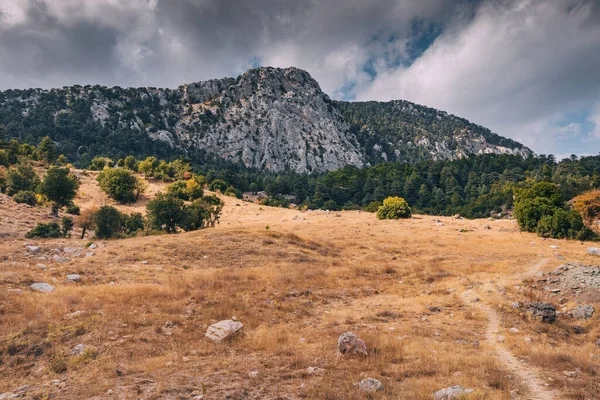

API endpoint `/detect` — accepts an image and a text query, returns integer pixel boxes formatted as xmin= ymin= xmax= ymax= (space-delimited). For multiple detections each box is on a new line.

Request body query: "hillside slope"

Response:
xmin=0 ymin=67 xmax=532 ymax=172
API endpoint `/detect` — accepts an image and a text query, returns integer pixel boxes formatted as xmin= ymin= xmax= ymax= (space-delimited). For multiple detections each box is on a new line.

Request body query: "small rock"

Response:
xmin=549 ymin=245 xmax=559 ymax=249
xmin=337 ymin=332 xmax=368 ymax=356
xmin=527 ymin=302 xmax=556 ymax=323
xmin=30 ymin=282 xmax=55 ymax=293
xmin=511 ymin=301 xmax=521 ymax=309
xmin=524 ymin=337 xmax=532 ymax=344
xmin=434 ymin=386 xmax=475 ymax=400
xmin=571 ymin=305 xmax=594 ymax=320
xmin=497 ymin=335 xmax=506 ymax=343
xmin=36 ymin=263 xmax=47 ymax=269
xmin=205 ymin=319 xmax=243 ymax=343
xmin=66 ymin=274 xmax=81 ymax=282
xmin=306 ymin=366 xmax=325 ymax=376
xmin=71 ymin=344 xmax=85 ymax=355
xmin=141 ymin=260 xmax=148 ymax=264
xmin=587 ymin=247 xmax=600 ymax=256
xmin=107 ymin=389 xmax=113 ymax=395
xmin=53 ymin=255 xmax=70 ymax=263
xmin=248 ymin=371 xmax=259 ymax=378
xmin=88 ymin=244 xmax=97 ymax=250
xmin=25 ymin=245 xmax=40 ymax=253
xmin=358 ymin=378 xmax=384 ymax=393
xmin=509 ymin=327 xmax=519 ymax=334
xmin=563 ymin=370 xmax=578 ymax=378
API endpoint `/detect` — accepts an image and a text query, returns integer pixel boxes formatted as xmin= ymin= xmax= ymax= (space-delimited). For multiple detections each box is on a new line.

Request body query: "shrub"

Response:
xmin=13 ymin=190 xmax=37 ymax=206
xmin=97 ymin=168 xmax=145 ymax=203
xmin=26 ymin=222 xmax=62 ymax=238
xmin=39 ymin=167 xmax=79 ymax=216
xmin=364 ymin=201 xmax=382 ymax=213
xmin=37 ymin=136 xmax=57 ymax=164
xmin=513 ymin=197 xmax=556 ymax=232
xmin=89 ymin=157 xmax=113 ymax=171
xmin=146 ymin=193 xmax=185 ymax=233
xmin=376 ymin=196 xmax=412 ymax=219
xmin=209 ymin=179 xmax=227 ymax=193
xmin=92 ymin=206 xmax=123 ymax=239
xmin=61 ymin=216 xmax=74 ymax=238
xmin=123 ymin=155 xmax=138 ymax=171
xmin=65 ymin=203 xmax=80 ymax=215
xmin=166 ymin=180 xmax=189 ymax=200
xmin=572 ymin=190 xmax=600 ymax=226
xmin=6 ymin=163 xmax=40 ymax=196
xmin=123 ymin=212 xmax=145 ymax=235
xmin=0 ymin=149 xmax=8 ymax=167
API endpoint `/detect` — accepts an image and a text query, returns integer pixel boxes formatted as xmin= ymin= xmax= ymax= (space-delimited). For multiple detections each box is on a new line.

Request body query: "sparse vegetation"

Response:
xmin=376 ymin=196 xmax=412 ymax=219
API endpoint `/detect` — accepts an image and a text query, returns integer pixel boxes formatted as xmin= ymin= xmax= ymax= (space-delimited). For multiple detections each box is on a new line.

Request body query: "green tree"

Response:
xmin=376 ymin=196 xmax=412 ymax=219
xmin=97 ymin=168 xmax=145 ymax=203
xmin=89 ymin=157 xmax=113 ymax=171
xmin=61 ymin=216 xmax=74 ymax=238
xmin=146 ymin=193 xmax=185 ymax=233
xmin=6 ymin=163 xmax=40 ymax=196
xmin=209 ymin=179 xmax=228 ymax=193
xmin=37 ymin=136 xmax=57 ymax=164
xmin=39 ymin=167 xmax=79 ymax=216
xmin=93 ymin=206 xmax=123 ymax=239
xmin=123 ymin=155 xmax=138 ymax=171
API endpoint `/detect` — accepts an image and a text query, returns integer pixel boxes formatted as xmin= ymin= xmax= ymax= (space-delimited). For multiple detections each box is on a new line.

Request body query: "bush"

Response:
xmin=209 ymin=179 xmax=228 ymax=193
xmin=123 ymin=212 xmax=145 ymax=235
xmin=39 ymin=167 xmax=79 ymax=215
xmin=6 ymin=163 xmax=40 ymax=196
xmin=572 ymin=190 xmax=600 ymax=226
xmin=0 ymin=149 xmax=8 ymax=167
xmin=535 ymin=209 xmax=591 ymax=240
xmin=13 ymin=190 xmax=37 ymax=206
xmin=65 ymin=203 xmax=80 ymax=215
xmin=26 ymin=222 xmax=62 ymax=238
xmin=97 ymin=168 xmax=145 ymax=203
xmin=513 ymin=197 xmax=556 ymax=232
xmin=165 ymin=180 xmax=189 ymax=200
xmin=146 ymin=193 xmax=185 ymax=233
xmin=61 ymin=216 xmax=74 ymax=238
xmin=92 ymin=206 xmax=123 ymax=239
xmin=89 ymin=157 xmax=113 ymax=171
xmin=123 ymin=155 xmax=138 ymax=171
xmin=376 ymin=196 xmax=412 ymax=219
xmin=364 ymin=201 xmax=382 ymax=213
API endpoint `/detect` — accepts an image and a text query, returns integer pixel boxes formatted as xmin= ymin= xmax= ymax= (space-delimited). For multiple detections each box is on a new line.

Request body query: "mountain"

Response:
xmin=0 ymin=67 xmax=532 ymax=173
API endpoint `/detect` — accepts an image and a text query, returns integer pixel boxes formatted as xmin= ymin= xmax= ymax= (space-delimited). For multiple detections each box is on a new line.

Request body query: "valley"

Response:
xmin=1 ymin=178 xmax=599 ymax=399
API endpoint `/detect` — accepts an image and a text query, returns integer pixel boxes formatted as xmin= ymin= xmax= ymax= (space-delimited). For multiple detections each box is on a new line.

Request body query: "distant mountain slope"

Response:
xmin=336 ymin=100 xmax=532 ymax=164
xmin=0 ymin=67 xmax=532 ymax=172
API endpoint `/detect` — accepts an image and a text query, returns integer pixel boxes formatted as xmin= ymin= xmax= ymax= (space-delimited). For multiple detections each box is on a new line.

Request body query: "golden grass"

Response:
xmin=0 ymin=178 xmax=598 ymax=398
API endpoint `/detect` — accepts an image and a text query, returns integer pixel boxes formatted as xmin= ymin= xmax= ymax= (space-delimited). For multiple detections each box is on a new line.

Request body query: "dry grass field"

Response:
xmin=1 ymin=174 xmax=600 ymax=399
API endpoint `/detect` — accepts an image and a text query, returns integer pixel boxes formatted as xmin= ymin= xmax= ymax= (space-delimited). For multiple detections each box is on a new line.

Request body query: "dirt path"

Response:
xmin=461 ymin=258 xmax=557 ymax=400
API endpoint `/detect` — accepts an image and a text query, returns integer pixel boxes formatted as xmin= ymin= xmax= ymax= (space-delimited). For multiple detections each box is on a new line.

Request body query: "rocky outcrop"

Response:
xmin=205 ymin=319 xmax=243 ymax=343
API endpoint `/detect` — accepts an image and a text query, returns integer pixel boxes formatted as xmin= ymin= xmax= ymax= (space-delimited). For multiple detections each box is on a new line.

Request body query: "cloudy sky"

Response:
xmin=0 ymin=0 xmax=599 ymax=158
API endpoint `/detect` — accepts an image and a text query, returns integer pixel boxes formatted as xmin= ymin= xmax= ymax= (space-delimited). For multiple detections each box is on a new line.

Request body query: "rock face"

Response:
xmin=337 ymin=332 xmax=368 ymax=356
xmin=433 ymin=386 xmax=474 ymax=400
xmin=358 ymin=378 xmax=384 ymax=393
xmin=0 ymin=67 xmax=533 ymax=174
xmin=571 ymin=305 xmax=594 ymax=320
xmin=527 ymin=302 xmax=556 ymax=323
xmin=205 ymin=319 xmax=243 ymax=343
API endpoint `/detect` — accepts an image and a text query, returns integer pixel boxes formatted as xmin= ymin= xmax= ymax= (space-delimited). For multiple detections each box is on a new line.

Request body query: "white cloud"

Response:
xmin=356 ymin=0 xmax=600 ymax=155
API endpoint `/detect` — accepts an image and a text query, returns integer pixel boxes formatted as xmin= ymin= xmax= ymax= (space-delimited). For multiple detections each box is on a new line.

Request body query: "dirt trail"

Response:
xmin=461 ymin=258 xmax=557 ymax=400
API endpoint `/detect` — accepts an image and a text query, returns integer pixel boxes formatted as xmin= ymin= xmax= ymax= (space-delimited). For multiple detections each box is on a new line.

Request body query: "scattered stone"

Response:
xmin=88 ymin=243 xmax=97 ymax=250
xmin=30 ymin=282 xmax=55 ymax=293
xmin=306 ymin=366 xmax=325 ymax=376
xmin=434 ymin=386 xmax=474 ymax=400
xmin=524 ymin=337 xmax=532 ymax=344
xmin=25 ymin=245 xmax=40 ymax=253
xmin=248 ymin=371 xmax=259 ymax=378
xmin=205 ymin=319 xmax=244 ymax=343
xmin=563 ymin=370 xmax=578 ymax=378
xmin=549 ymin=245 xmax=559 ymax=249
xmin=511 ymin=301 xmax=521 ymax=309
xmin=337 ymin=332 xmax=368 ymax=356
xmin=571 ymin=305 xmax=594 ymax=320
xmin=141 ymin=260 xmax=148 ymax=264
xmin=587 ymin=247 xmax=600 ymax=256
xmin=71 ymin=344 xmax=85 ymax=355
xmin=358 ymin=378 xmax=384 ymax=393
xmin=36 ymin=263 xmax=47 ymax=269
xmin=527 ymin=302 xmax=556 ymax=323
xmin=53 ymin=255 xmax=70 ymax=263
xmin=107 ymin=389 xmax=113 ymax=395
xmin=509 ymin=327 xmax=519 ymax=334
xmin=64 ymin=310 xmax=85 ymax=319
xmin=66 ymin=274 xmax=81 ymax=282
xmin=496 ymin=335 xmax=506 ymax=343
xmin=63 ymin=247 xmax=83 ymax=254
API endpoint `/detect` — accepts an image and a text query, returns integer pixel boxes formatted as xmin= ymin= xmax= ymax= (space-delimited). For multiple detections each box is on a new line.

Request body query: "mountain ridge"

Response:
xmin=0 ymin=66 xmax=533 ymax=173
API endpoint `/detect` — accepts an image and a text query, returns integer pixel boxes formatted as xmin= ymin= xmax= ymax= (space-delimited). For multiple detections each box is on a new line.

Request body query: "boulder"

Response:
xmin=433 ymin=386 xmax=474 ymax=400
xmin=359 ymin=378 xmax=384 ymax=393
xmin=587 ymin=247 xmax=600 ymax=256
xmin=205 ymin=319 xmax=243 ymax=343
xmin=337 ymin=332 xmax=368 ymax=356
xmin=30 ymin=282 xmax=55 ymax=293
xmin=66 ymin=274 xmax=81 ymax=282
xmin=527 ymin=301 xmax=556 ymax=323
xmin=571 ymin=305 xmax=594 ymax=320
